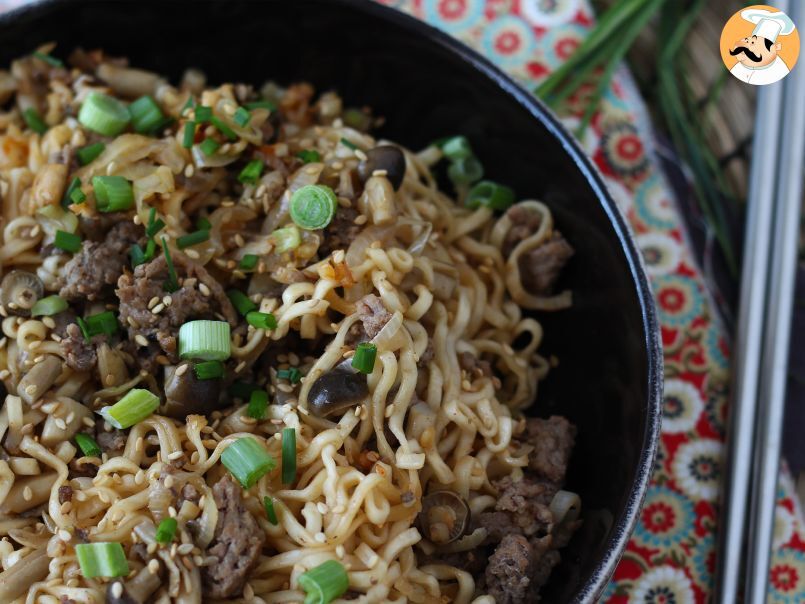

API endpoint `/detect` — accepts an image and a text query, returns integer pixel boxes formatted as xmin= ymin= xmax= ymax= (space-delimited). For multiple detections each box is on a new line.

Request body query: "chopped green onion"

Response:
xmin=263 ymin=496 xmax=278 ymax=525
xmin=239 ymin=254 xmax=258 ymax=270
xmin=194 ymin=106 xmax=212 ymax=122
xmin=244 ymin=100 xmax=276 ymax=111
xmin=210 ymin=116 xmax=237 ymax=141
xmin=76 ymin=317 xmax=91 ymax=342
xmin=296 ymin=149 xmax=321 ymax=164
xmin=289 ymin=185 xmax=336 ymax=230
xmin=233 ymin=107 xmax=251 ymax=127
xmin=76 ymin=142 xmax=105 ymax=166
xmin=439 ymin=135 xmax=473 ymax=161
xmin=276 ymin=368 xmax=302 ymax=384
xmin=182 ymin=121 xmax=196 ymax=148
xmin=70 ymin=186 xmax=87 ymax=205
xmin=32 ymin=51 xmax=63 ymax=67
xmin=146 ymin=218 xmax=165 ymax=238
xmin=54 ymin=230 xmax=81 ymax=253
xmin=161 ymin=237 xmax=179 ymax=292
xmin=196 ymin=217 xmax=212 ymax=231
xmin=100 ymin=388 xmax=159 ymax=429
xmin=238 ymin=159 xmax=264 ymax=184
xmin=31 ymin=295 xmax=68 ymax=317
xmin=74 ymin=433 xmax=101 ymax=457
xmin=447 ymin=156 xmax=484 ymax=186
xmin=227 ymin=289 xmax=257 ymax=316
xmin=176 ymin=229 xmax=209 ymax=249
xmin=130 ymin=244 xmax=146 ymax=268
xmin=75 ymin=542 xmax=129 ymax=579
xmin=62 ymin=176 xmax=82 ymax=206
xmin=85 ymin=311 xmax=117 ymax=337
xmin=282 ymin=428 xmax=296 ymax=484
xmin=465 ymin=180 xmax=515 ymax=211
xmin=155 ymin=517 xmax=177 ymax=544
xmin=128 ymin=95 xmax=165 ymax=135
xmin=271 ymin=225 xmax=301 ymax=254
xmin=78 ymin=92 xmax=130 ymax=137
xmin=23 ymin=108 xmax=47 ymax=134
xmin=246 ymin=311 xmax=277 ymax=331
xmin=178 ymin=320 xmax=231 ymax=361
xmin=340 ymin=137 xmax=359 ymax=150
xmin=247 ymin=390 xmax=268 ymax=419
xmin=221 ymin=437 xmax=276 ymax=489
xmin=194 ymin=360 xmax=224 ymax=380
xmin=298 ymin=560 xmax=349 ymax=604
xmin=145 ymin=238 xmax=156 ymax=261
xmin=343 ymin=108 xmax=370 ymax=131
xmin=199 ymin=138 xmax=220 ymax=156
xmin=228 ymin=380 xmax=258 ymax=400
xmin=92 ymin=176 xmax=134 ymax=212
xmin=351 ymin=342 xmax=377 ymax=374
xmin=181 ymin=95 xmax=195 ymax=114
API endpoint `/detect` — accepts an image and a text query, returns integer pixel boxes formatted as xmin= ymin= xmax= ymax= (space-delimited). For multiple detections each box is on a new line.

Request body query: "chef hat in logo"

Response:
xmin=741 ymin=8 xmax=796 ymax=42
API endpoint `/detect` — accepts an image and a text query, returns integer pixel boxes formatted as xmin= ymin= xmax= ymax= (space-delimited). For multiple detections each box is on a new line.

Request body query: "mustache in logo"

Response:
xmin=730 ymin=46 xmax=763 ymax=62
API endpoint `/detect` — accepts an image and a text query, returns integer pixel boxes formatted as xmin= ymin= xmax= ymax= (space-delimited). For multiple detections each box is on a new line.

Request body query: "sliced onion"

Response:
xmin=191 ymin=145 xmax=239 ymax=168
xmin=549 ymin=489 xmax=581 ymax=524
xmin=36 ymin=204 xmax=78 ymax=238
xmin=371 ymin=310 xmax=405 ymax=352
xmin=345 ymin=225 xmax=394 ymax=268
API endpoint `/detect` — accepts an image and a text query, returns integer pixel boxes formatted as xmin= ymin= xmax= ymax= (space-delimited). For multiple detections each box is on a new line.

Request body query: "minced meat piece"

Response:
xmin=202 ymin=476 xmax=265 ymax=598
xmin=492 ymin=475 xmax=554 ymax=538
xmin=58 ymin=485 xmax=73 ymax=504
xmin=520 ymin=416 xmax=577 ymax=484
xmin=59 ymin=220 xmax=143 ymax=301
xmin=116 ymin=252 xmax=237 ymax=365
xmin=485 ymin=534 xmax=537 ymax=604
xmin=60 ymin=323 xmax=99 ymax=371
xmin=458 ymin=351 xmax=492 ymax=378
xmin=518 ymin=233 xmax=574 ymax=295
xmin=320 ymin=206 xmax=361 ymax=257
xmin=356 ymin=294 xmax=391 ymax=339
xmin=96 ymin=426 xmax=127 ymax=455
xmin=503 ymin=205 xmax=542 ymax=256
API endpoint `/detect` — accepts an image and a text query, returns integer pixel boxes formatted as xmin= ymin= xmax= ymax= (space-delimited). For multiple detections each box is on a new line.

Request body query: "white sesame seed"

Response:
xmin=235 ymin=361 xmax=246 ymax=373
xmin=135 ymin=335 xmax=149 ymax=347
xmin=199 ymin=283 xmax=211 ymax=297
xmin=111 ymin=582 xmax=123 ymax=599
xmin=0 ymin=369 xmax=9 ymax=380
xmin=314 ymin=532 xmax=326 ymax=543
xmin=152 ymin=303 xmax=165 ymax=315
xmin=58 ymin=529 xmax=71 ymax=542
xmin=234 ymin=234 xmax=245 ymax=247
xmin=23 ymin=486 xmax=32 ymax=501
xmin=106 ymin=161 xmax=117 ymax=175
xmin=162 ymin=295 xmax=172 ymax=306
xmin=184 ymin=164 xmax=195 ymax=178
xmin=148 ymin=559 xmax=160 ymax=574
xmin=55 ymin=418 xmax=67 ymax=430
xmin=147 ymin=296 xmax=159 ymax=309
xmin=336 ymin=545 xmax=345 ymax=558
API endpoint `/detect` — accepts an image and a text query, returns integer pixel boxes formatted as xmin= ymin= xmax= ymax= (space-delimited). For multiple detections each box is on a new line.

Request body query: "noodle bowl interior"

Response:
xmin=0 ymin=46 xmax=580 ymax=603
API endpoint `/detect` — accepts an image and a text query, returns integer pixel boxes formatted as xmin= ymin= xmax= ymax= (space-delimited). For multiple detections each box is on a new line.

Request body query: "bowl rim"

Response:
xmin=0 ymin=0 xmax=663 ymax=600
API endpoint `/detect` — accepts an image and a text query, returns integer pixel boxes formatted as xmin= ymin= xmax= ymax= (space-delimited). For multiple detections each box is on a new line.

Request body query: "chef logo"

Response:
xmin=720 ymin=5 xmax=799 ymax=86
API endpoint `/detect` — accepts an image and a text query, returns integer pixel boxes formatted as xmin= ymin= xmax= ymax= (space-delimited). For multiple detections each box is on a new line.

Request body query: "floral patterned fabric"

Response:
xmin=0 ymin=0 xmax=803 ymax=601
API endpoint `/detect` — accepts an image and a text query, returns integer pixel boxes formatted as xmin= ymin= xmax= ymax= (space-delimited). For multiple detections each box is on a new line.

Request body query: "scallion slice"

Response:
xmin=228 ymin=380 xmax=258 ymax=400
xmin=176 ymin=229 xmax=209 ymax=249
xmin=244 ymin=100 xmax=276 ymax=111
xmin=447 ymin=156 xmax=484 ymax=186
xmin=161 ymin=237 xmax=179 ymax=292
xmin=196 ymin=217 xmax=212 ymax=231
xmin=194 ymin=360 xmax=224 ymax=380
xmin=62 ymin=176 xmax=82 ymax=207
xmin=178 ymin=320 xmax=231 ymax=361
xmin=246 ymin=311 xmax=277 ymax=331
xmin=181 ymin=95 xmax=195 ymax=114
xmin=271 ymin=225 xmax=301 ymax=253
xmin=23 ymin=108 xmax=47 ymax=134
xmin=296 ymin=149 xmax=321 ymax=164
xmin=340 ymin=137 xmax=359 ymax=151
xmin=289 ymin=185 xmax=336 ymax=231
xmin=70 ymin=186 xmax=87 ymax=205
xmin=31 ymin=295 xmax=67 ymax=317
xmin=227 ymin=289 xmax=257 ymax=317
xmin=74 ymin=433 xmax=102 ymax=457
xmin=221 ymin=437 xmax=276 ymax=489
xmin=281 ymin=428 xmax=296 ymax=485
xmin=129 ymin=95 xmax=165 ymax=135
xmin=92 ymin=176 xmax=134 ymax=212
xmin=199 ymin=138 xmax=220 ymax=156
xmin=247 ymin=390 xmax=268 ymax=420
xmin=146 ymin=210 xmax=165 ymax=238
xmin=155 ymin=517 xmax=177 ymax=544
xmin=79 ymin=92 xmax=130 ymax=136
xmin=233 ymin=107 xmax=251 ymax=127
xmin=465 ymin=180 xmax=515 ymax=211
xmin=182 ymin=121 xmax=196 ymax=148
xmin=238 ymin=159 xmax=264 ymax=184
xmin=298 ymin=560 xmax=349 ymax=604
xmin=76 ymin=142 xmax=105 ymax=166
xmin=99 ymin=388 xmax=159 ymax=429
xmin=239 ymin=254 xmax=258 ymax=270
xmin=351 ymin=342 xmax=377 ymax=374
xmin=130 ymin=244 xmax=146 ymax=268
xmin=439 ymin=135 xmax=473 ymax=161
xmin=210 ymin=116 xmax=237 ymax=141
xmin=75 ymin=542 xmax=129 ymax=578
xmin=32 ymin=51 xmax=63 ymax=67
xmin=194 ymin=106 xmax=212 ymax=122
xmin=76 ymin=317 xmax=91 ymax=342
xmin=85 ymin=310 xmax=117 ymax=337
xmin=276 ymin=367 xmax=302 ymax=384
xmin=54 ymin=230 xmax=81 ymax=253
xmin=264 ymin=496 xmax=278 ymax=525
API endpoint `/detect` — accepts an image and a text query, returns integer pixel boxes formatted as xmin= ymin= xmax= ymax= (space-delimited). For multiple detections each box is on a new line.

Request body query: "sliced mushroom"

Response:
xmin=162 ymin=365 xmax=222 ymax=420
xmin=107 ymin=566 xmax=162 ymax=604
xmin=307 ymin=366 xmax=368 ymax=418
xmin=0 ymin=271 xmax=43 ymax=316
xmin=358 ymin=145 xmax=406 ymax=191
xmin=17 ymin=355 xmax=62 ymax=405
xmin=417 ymin=491 xmax=471 ymax=545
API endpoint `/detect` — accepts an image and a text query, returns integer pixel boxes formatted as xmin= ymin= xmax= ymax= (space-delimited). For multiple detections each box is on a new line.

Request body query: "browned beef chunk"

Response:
xmin=202 ymin=476 xmax=265 ymax=598
xmin=458 ymin=351 xmax=492 ymax=378
xmin=78 ymin=212 xmax=131 ymax=242
xmin=68 ymin=458 xmax=98 ymax=478
xmin=356 ymin=294 xmax=391 ymax=339
xmin=60 ymin=323 xmax=98 ymax=371
xmin=116 ymin=252 xmax=237 ymax=365
xmin=485 ymin=534 xmax=538 ymax=604
xmin=58 ymin=485 xmax=73 ymax=504
xmin=518 ymin=233 xmax=574 ymax=295
xmin=493 ymin=475 xmax=554 ymax=538
xmin=96 ymin=426 xmax=127 ymax=455
xmin=320 ymin=206 xmax=361 ymax=257
xmin=59 ymin=220 xmax=143 ymax=301
xmin=503 ymin=205 xmax=542 ymax=256
xmin=520 ymin=416 xmax=576 ymax=484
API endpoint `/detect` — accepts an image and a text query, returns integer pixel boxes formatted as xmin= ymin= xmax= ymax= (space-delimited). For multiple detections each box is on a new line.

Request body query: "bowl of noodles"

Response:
xmin=0 ymin=1 xmax=662 ymax=603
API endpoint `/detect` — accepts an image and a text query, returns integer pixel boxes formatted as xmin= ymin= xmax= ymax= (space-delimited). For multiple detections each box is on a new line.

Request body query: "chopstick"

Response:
xmin=744 ymin=0 xmax=805 ymax=599
xmin=713 ymin=2 xmax=788 ymax=600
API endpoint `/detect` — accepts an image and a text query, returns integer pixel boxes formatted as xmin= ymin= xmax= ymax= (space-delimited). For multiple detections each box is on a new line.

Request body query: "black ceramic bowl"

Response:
xmin=0 ymin=1 xmax=662 ymax=601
